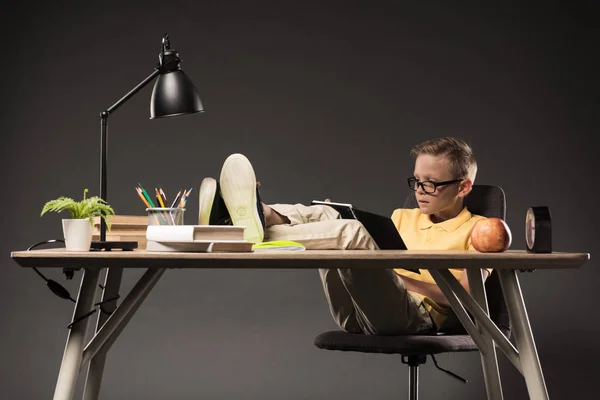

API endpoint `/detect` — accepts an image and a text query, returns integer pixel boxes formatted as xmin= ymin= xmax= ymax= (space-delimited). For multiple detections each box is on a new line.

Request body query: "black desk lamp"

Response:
xmin=92 ymin=34 xmax=203 ymax=251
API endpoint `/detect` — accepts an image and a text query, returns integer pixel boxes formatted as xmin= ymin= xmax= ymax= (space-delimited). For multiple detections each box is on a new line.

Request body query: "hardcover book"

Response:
xmin=146 ymin=225 xmax=245 ymax=242
xmin=146 ymin=240 xmax=253 ymax=252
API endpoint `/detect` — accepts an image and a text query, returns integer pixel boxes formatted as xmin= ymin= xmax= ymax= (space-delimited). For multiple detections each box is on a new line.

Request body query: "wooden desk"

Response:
xmin=11 ymin=249 xmax=590 ymax=400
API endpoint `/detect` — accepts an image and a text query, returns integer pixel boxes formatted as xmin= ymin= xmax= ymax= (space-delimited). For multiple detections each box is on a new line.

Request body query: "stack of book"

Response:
xmin=93 ymin=215 xmax=148 ymax=249
xmin=145 ymin=225 xmax=253 ymax=252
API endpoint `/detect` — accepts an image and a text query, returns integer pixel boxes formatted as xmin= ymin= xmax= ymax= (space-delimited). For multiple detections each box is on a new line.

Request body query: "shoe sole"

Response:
xmin=219 ymin=154 xmax=264 ymax=243
xmin=198 ymin=177 xmax=217 ymax=225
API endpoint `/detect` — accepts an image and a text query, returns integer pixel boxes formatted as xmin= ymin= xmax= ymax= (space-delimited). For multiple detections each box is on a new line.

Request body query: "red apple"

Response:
xmin=470 ymin=218 xmax=512 ymax=253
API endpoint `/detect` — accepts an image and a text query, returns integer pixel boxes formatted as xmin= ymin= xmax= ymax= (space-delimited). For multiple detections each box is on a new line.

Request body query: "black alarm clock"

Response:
xmin=525 ymin=206 xmax=552 ymax=253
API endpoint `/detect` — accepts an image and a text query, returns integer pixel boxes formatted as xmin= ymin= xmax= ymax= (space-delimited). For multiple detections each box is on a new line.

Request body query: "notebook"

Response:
xmin=311 ymin=200 xmax=418 ymax=273
xmin=252 ymin=240 xmax=306 ymax=252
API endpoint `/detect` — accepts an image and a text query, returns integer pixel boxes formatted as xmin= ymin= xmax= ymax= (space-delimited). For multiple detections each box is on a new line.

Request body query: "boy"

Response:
xmin=199 ymin=137 xmax=489 ymax=335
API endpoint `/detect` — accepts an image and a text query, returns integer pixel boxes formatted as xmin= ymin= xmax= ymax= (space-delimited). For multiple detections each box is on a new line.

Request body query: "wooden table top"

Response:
xmin=11 ymin=249 xmax=590 ymax=270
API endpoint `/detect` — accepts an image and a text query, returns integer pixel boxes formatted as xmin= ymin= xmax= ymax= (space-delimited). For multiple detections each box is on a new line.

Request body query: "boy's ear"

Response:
xmin=458 ymin=179 xmax=473 ymax=198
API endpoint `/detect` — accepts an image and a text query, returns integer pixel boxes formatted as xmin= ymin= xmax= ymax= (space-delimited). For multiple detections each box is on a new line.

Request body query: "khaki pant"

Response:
xmin=266 ymin=203 xmax=434 ymax=335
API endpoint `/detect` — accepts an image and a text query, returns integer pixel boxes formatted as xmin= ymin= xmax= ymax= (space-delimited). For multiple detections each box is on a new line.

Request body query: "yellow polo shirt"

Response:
xmin=391 ymin=207 xmax=488 ymax=329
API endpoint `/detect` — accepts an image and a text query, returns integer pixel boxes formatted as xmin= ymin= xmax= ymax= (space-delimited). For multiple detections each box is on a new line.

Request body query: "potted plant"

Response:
xmin=41 ymin=189 xmax=115 ymax=251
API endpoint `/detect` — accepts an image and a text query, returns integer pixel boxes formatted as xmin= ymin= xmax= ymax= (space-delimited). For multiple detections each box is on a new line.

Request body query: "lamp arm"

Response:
xmin=103 ymin=69 xmax=161 ymax=115
xmin=98 ymin=68 xmax=161 ymax=241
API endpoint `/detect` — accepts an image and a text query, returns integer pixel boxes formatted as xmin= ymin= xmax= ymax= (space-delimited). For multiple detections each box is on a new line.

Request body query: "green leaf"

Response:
xmin=41 ymin=189 xmax=116 ymax=229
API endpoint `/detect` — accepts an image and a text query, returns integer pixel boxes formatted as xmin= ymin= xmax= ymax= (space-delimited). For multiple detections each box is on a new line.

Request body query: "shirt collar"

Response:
xmin=418 ymin=207 xmax=473 ymax=232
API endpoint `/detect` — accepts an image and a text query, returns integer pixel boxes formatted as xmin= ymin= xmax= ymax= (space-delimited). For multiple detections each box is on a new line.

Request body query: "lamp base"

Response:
xmin=91 ymin=241 xmax=138 ymax=251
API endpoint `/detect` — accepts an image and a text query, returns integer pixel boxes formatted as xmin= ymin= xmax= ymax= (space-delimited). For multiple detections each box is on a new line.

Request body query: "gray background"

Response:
xmin=1 ymin=1 xmax=597 ymax=399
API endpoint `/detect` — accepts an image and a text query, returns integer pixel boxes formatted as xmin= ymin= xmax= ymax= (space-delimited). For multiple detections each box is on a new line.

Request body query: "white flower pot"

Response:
xmin=62 ymin=219 xmax=93 ymax=251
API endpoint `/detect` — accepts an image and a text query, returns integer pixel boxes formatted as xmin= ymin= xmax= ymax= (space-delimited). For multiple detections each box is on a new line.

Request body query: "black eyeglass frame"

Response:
xmin=407 ymin=177 xmax=463 ymax=194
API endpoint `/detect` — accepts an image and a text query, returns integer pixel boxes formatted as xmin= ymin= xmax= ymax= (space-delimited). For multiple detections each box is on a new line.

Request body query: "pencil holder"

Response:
xmin=147 ymin=208 xmax=185 ymax=226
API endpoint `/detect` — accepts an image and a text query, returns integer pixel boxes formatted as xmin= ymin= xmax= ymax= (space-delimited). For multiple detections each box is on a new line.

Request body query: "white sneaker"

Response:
xmin=198 ymin=177 xmax=217 ymax=225
xmin=198 ymin=177 xmax=232 ymax=226
xmin=219 ymin=154 xmax=265 ymax=243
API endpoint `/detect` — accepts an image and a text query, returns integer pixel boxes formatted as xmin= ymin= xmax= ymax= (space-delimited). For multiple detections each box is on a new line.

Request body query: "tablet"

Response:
xmin=311 ymin=200 xmax=418 ymax=273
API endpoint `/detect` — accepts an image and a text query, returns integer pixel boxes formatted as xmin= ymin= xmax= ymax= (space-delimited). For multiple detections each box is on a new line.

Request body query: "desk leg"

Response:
xmin=499 ymin=270 xmax=549 ymax=400
xmin=53 ymin=268 xmax=101 ymax=400
xmin=81 ymin=268 xmax=166 ymax=367
xmin=431 ymin=270 xmax=521 ymax=372
xmin=83 ymin=268 xmax=124 ymax=400
xmin=467 ymin=269 xmax=503 ymax=400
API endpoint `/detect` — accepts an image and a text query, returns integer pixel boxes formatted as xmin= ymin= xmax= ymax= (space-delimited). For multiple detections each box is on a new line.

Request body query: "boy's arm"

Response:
xmin=402 ymin=269 xmax=490 ymax=307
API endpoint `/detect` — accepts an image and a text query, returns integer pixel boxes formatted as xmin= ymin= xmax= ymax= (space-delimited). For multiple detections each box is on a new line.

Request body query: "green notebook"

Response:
xmin=252 ymin=240 xmax=306 ymax=251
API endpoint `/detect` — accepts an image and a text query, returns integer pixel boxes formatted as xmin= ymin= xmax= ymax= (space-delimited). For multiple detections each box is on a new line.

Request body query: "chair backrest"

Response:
xmin=402 ymin=185 xmax=511 ymax=336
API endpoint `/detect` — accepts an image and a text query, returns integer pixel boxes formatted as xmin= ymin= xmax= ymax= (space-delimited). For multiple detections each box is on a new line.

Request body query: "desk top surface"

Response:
xmin=11 ymin=249 xmax=590 ymax=270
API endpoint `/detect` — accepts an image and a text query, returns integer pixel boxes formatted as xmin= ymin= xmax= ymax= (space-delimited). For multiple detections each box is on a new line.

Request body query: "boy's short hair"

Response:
xmin=410 ymin=137 xmax=478 ymax=183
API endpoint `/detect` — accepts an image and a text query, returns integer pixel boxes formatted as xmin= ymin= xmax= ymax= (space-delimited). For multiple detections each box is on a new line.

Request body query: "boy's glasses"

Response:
xmin=407 ymin=177 xmax=462 ymax=194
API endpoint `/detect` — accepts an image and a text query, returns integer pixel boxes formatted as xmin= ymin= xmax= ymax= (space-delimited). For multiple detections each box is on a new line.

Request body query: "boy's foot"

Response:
xmin=198 ymin=177 xmax=217 ymax=225
xmin=198 ymin=177 xmax=231 ymax=225
xmin=219 ymin=154 xmax=266 ymax=243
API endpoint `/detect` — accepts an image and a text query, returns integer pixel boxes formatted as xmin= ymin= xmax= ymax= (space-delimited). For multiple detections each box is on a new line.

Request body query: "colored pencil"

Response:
xmin=159 ymin=187 xmax=167 ymax=205
xmin=178 ymin=189 xmax=187 ymax=208
xmin=170 ymin=190 xmax=182 ymax=208
xmin=138 ymin=184 xmax=156 ymax=208
xmin=135 ymin=187 xmax=150 ymax=208
xmin=155 ymin=188 xmax=166 ymax=207
xmin=182 ymin=187 xmax=193 ymax=207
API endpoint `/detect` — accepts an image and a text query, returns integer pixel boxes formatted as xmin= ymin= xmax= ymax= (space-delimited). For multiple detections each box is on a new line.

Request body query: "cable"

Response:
xmin=27 ymin=240 xmax=76 ymax=302
xmin=27 ymin=239 xmax=121 ymax=328
xmin=431 ymin=354 xmax=469 ymax=383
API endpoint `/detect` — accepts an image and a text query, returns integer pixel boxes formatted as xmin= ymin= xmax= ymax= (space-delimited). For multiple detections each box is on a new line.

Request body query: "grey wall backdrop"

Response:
xmin=1 ymin=1 xmax=597 ymax=399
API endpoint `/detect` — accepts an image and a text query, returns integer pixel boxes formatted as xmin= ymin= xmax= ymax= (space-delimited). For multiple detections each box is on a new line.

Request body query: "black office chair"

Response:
xmin=314 ymin=185 xmax=511 ymax=399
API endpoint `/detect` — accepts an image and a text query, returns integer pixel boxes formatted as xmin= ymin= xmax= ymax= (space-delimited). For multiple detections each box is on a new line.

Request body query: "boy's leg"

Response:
xmin=337 ymin=268 xmax=434 ymax=335
xmin=214 ymin=154 xmax=366 ymax=244
xmin=319 ymin=267 xmax=433 ymax=335
xmin=266 ymin=209 xmax=432 ymax=334
xmin=266 ymin=218 xmax=378 ymax=250
xmin=268 ymin=203 xmax=341 ymax=225
xmin=318 ymin=268 xmax=362 ymax=333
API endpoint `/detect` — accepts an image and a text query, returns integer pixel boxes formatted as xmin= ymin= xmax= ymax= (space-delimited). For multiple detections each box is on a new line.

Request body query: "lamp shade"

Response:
xmin=150 ymin=70 xmax=204 ymax=119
